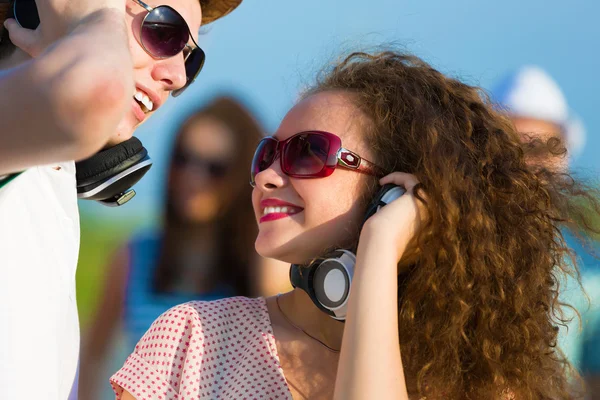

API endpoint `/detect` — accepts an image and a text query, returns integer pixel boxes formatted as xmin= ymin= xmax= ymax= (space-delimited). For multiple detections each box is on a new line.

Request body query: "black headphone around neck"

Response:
xmin=75 ymin=137 xmax=153 ymax=207
xmin=289 ymin=184 xmax=406 ymax=321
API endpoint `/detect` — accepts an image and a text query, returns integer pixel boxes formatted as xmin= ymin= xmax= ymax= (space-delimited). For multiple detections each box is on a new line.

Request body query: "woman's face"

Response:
xmin=252 ymin=91 xmax=375 ymax=264
xmin=169 ymin=117 xmax=237 ymax=223
xmin=109 ymin=0 xmax=202 ymax=145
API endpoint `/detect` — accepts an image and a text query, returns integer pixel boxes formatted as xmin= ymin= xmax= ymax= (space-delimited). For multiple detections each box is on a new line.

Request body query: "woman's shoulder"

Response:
xmin=166 ymin=296 xmax=269 ymax=321
xmin=139 ymin=296 xmax=271 ymax=343
xmin=130 ymin=297 xmax=274 ymax=378
xmin=112 ymin=296 xmax=290 ymax=399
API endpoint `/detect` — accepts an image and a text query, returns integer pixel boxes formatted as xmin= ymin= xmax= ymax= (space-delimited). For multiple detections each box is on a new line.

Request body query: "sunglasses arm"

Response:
xmin=133 ymin=0 xmax=153 ymax=13
xmin=187 ymin=29 xmax=200 ymax=49
xmin=337 ymin=148 xmax=385 ymax=177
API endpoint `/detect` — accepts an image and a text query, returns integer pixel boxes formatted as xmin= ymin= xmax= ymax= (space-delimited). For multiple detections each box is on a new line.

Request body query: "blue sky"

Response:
xmin=81 ymin=0 xmax=599 ymax=218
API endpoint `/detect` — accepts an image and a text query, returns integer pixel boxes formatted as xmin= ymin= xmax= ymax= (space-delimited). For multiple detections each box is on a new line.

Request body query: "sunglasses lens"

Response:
xmin=171 ymin=47 xmax=205 ymax=97
xmin=141 ymin=6 xmax=189 ymax=58
xmin=13 ymin=0 xmax=40 ymax=30
xmin=283 ymin=133 xmax=329 ymax=176
xmin=250 ymin=138 xmax=277 ymax=185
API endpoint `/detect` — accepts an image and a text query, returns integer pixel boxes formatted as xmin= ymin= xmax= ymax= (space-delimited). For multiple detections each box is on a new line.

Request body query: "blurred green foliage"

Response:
xmin=76 ymin=211 xmax=155 ymax=328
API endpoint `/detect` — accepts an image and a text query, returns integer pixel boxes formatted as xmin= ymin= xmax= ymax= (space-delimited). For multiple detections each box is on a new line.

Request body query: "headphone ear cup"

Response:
xmin=289 ymin=250 xmax=356 ymax=321
xmin=312 ymin=250 xmax=355 ymax=320
xmin=76 ymin=137 xmax=152 ymax=205
xmin=312 ymin=259 xmax=351 ymax=309
xmin=289 ymin=262 xmax=338 ymax=319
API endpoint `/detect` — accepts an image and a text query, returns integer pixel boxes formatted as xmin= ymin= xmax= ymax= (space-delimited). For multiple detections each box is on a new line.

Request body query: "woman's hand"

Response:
xmin=334 ymin=172 xmax=419 ymax=400
xmin=4 ymin=0 xmax=127 ymax=57
xmin=361 ymin=172 xmax=427 ymax=263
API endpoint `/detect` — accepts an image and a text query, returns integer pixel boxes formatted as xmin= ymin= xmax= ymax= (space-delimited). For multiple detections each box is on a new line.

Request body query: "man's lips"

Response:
xmin=131 ymin=99 xmax=146 ymax=122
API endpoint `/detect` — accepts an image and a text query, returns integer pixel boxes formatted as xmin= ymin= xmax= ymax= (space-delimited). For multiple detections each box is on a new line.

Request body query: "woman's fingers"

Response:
xmin=379 ymin=172 xmax=420 ymax=192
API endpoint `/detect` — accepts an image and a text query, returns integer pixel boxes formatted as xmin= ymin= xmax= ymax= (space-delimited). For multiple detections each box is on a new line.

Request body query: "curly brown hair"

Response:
xmin=305 ymin=50 xmax=600 ymax=399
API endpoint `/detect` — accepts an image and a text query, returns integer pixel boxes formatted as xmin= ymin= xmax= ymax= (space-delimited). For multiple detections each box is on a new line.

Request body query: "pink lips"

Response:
xmin=259 ymin=198 xmax=303 ymax=223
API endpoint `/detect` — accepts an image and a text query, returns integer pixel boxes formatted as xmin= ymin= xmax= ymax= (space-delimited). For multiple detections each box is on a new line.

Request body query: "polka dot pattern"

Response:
xmin=111 ymin=297 xmax=292 ymax=400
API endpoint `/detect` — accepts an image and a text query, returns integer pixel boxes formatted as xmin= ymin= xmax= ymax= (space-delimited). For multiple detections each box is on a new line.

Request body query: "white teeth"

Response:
xmin=142 ymin=95 xmax=153 ymax=111
xmin=262 ymin=206 xmax=300 ymax=216
xmin=133 ymin=89 xmax=154 ymax=112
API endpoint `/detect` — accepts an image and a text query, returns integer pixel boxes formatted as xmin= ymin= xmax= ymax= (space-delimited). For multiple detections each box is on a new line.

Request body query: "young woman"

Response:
xmin=111 ymin=50 xmax=598 ymax=400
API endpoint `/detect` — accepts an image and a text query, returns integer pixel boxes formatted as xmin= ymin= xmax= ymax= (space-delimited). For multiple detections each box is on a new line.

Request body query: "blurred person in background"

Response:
xmin=491 ymin=65 xmax=600 ymax=398
xmin=79 ymin=96 xmax=290 ymax=399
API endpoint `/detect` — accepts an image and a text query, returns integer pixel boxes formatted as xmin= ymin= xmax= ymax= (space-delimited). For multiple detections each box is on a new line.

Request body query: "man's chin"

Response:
xmin=105 ymin=118 xmax=138 ymax=147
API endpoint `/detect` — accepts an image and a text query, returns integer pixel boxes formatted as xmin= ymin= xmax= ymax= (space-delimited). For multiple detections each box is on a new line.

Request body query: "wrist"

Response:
xmin=362 ymin=219 xmax=412 ymax=257
xmin=359 ymin=221 xmax=409 ymax=266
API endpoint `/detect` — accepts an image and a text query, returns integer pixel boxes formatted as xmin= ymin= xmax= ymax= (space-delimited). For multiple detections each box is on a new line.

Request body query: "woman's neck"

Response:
xmin=276 ymin=288 xmax=345 ymax=352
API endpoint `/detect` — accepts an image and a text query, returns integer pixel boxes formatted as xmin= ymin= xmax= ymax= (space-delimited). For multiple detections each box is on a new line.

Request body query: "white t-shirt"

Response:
xmin=0 ymin=162 xmax=80 ymax=399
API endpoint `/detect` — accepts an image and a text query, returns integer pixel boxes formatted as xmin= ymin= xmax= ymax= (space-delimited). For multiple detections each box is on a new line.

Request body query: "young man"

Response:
xmin=491 ymin=65 xmax=600 ymax=399
xmin=0 ymin=0 xmax=242 ymax=398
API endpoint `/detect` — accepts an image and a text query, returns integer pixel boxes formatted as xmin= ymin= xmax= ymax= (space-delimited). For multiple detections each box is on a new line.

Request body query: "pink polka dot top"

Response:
xmin=110 ymin=296 xmax=293 ymax=400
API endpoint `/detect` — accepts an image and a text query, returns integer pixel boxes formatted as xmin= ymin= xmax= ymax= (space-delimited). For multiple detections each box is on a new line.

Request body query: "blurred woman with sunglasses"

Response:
xmin=112 ymin=50 xmax=599 ymax=400
xmin=80 ymin=96 xmax=290 ymax=399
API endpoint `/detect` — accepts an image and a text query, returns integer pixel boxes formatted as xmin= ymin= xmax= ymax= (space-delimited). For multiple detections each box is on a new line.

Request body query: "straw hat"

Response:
xmin=201 ymin=0 xmax=243 ymax=24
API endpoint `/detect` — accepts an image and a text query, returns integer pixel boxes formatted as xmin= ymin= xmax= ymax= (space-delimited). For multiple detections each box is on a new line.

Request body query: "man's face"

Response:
xmin=512 ymin=117 xmax=568 ymax=172
xmin=109 ymin=0 xmax=202 ymax=145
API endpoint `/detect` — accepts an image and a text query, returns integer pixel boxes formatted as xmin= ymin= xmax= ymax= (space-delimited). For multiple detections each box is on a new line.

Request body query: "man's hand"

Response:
xmin=4 ymin=0 xmax=127 ymax=57
xmin=0 ymin=0 xmax=134 ymax=173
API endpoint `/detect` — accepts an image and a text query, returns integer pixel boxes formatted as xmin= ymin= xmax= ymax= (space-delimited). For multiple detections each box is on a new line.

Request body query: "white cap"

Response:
xmin=491 ymin=65 xmax=586 ymax=158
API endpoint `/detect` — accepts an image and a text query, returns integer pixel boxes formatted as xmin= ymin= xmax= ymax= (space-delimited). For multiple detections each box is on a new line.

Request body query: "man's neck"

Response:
xmin=0 ymin=48 xmax=31 ymax=70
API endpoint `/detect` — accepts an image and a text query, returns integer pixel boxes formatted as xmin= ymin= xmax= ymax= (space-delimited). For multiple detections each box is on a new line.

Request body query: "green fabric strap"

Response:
xmin=0 ymin=172 xmax=23 ymax=190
